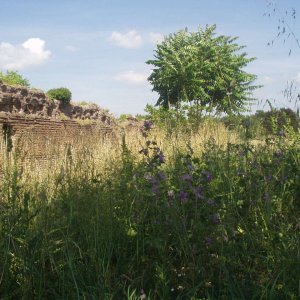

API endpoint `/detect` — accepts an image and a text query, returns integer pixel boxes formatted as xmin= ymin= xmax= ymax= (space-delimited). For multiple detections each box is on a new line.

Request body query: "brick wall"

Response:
xmin=0 ymin=81 xmax=117 ymax=166
xmin=0 ymin=112 xmax=114 ymax=160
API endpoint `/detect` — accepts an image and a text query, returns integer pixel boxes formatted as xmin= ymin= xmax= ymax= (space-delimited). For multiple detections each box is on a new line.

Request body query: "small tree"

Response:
xmin=0 ymin=70 xmax=30 ymax=87
xmin=146 ymin=25 xmax=260 ymax=116
xmin=47 ymin=87 xmax=72 ymax=104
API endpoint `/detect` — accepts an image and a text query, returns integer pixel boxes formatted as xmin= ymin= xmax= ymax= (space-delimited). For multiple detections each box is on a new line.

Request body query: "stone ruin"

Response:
xmin=0 ymin=80 xmax=117 ymax=160
xmin=0 ymin=80 xmax=115 ymax=124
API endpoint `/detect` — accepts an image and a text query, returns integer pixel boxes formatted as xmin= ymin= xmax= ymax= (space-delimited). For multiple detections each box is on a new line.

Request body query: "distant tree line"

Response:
xmin=222 ymin=107 xmax=299 ymax=136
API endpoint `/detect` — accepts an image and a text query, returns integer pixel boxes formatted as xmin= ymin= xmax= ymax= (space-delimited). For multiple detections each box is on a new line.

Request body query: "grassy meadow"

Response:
xmin=0 ymin=118 xmax=299 ymax=299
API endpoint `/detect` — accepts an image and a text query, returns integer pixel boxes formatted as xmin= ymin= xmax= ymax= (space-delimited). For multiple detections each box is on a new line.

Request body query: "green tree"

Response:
xmin=47 ymin=87 xmax=72 ymax=104
xmin=0 ymin=70 xmax=30 ymax=87
xmin=146 ymin=25 xmax=260 ymax=116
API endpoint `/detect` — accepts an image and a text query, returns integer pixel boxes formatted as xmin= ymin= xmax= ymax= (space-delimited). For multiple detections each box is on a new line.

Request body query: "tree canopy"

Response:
xmin=146 ymin=25 xmax=260 ymax=115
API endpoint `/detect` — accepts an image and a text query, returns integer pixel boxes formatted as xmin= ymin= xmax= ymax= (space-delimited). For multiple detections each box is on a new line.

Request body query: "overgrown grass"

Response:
xmin=0 ymin=120 xmax=299 ymax=299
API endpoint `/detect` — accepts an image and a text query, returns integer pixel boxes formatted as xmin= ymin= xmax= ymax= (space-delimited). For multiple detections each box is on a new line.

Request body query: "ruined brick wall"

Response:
xmin=0 ymin=113 xmax=114 ymax=164
xmin=0 ymin=80 xmax=115 ymax=124
xmin=0 ymin=81 xmax=117 ymax=165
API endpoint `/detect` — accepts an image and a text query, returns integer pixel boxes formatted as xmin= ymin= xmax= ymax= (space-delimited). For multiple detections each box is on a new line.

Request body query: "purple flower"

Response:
xmin=157 ymin=153 xmax=166 ymax=164
xmin=179 ymin=191 xmax=188 ymax=203
xmin=207 ymin=199 xmax=215 ymax=206
xmin=193 ymin=186 xmax=203 ymax=200
xmin=204 ymin=236 xmax=213 ymax=246
xmin=202 ymin=171 xmax=213 ymax=182
xmin=274 ymin=149 xmax=283 ymax=158
xmin=187 ymin=164 xmax=194 ymax=171
xmin=143 ymin=120 xmax=152 ymax=131
xmin=139 ymin=148 xmax=149 ymax=156
xmin=152 ymin=183 xmax=159 ymax=194
xmin=265 ymin=174 xmax=273 ymax=182
xmin=158 ymin=171 xmax=167 ymax=181
xmin=277 ymin=130 xmax=286 ymax=137
xmin=239 ymin=150 xmax=246 ymax=157
xmin=181 ymin=173 xmax=193 ymax=182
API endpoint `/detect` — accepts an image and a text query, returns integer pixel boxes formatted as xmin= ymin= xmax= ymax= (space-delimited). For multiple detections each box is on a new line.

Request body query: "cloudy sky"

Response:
xmin=0 ymin=0 xmax=299 ymax=116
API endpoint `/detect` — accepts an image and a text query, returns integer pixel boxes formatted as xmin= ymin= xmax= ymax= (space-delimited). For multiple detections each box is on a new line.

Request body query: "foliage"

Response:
xmin=77 ymin=100 xmax=91 ymax=106
xmin=257 ymin=107 xmax=300 ymax=134
xmin=118 ymin=113 xmax=148 ymax=122
xmin=147 ymin=25 xmax=260 ymax=115
xmin=47 ymin=87 xmax=72 ymax=104
xmin=222 ymin=108 xmax=300 ymax=139
xmin=134 ymin=114 xmax=147 ymax=121
xmin=145 ymin=104 xmax=188 ymax=131
xmin=0 ymin=121 xmax=299 ymax=299
xmin=0 ymin=70 xmax=30 ymax=87
xmin=119 ymin=113 xmax=134 ymax=121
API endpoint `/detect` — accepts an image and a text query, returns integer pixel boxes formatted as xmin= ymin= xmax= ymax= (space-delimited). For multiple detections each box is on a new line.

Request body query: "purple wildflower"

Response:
xmin=277 ymin=130 xmax=286 ymax=137
xmin=193 ymin=186 xmax=203 ymax=200
xmin=158 ymin=171 xmax=167 ymax=181
xmin=274 ymin=149 xmax=283 ymax=158
xmin=202 ymin=170 xmax=213 ymax=182
xmin=157 ymin=153 xmax=166 ymax=164
xmin=239 ymin=150 xmax=246 ymax=157
xmin=179 ymin=191 xmax=188 ymax=203
xmin=187 ymin=164 xmax=194 ymax=171
xmin=143 ymin=120 xmax=152 ymax=131
xmin=204 ymin=236 xmax=213 ymax=246
xmin=139 ymin=148 xmax=149 ymax=156
xmin=265 ymin=174 xmax=273 ymax=182
xmin=181 ymin=173 xmax=193 ymax=182
xmin=152 ymin=183 xmax=159 ymax=194
xmin=207 ymin=199 xmax=215 ymax=206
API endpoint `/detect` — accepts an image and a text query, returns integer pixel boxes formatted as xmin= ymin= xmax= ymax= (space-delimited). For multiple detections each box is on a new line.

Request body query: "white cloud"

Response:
xmin=294 ymin=72 xmax=300 ymax=84
xmin=0 ymin=38 xmax=51 ymax=70
xmin=109 ymin=30 xmax=143 ymax=48
xmin=114 ymin=70 xmax=149 ymax=84
xmin=149 ymin=32 xmax=164 ymax=44
xmin=66 ymin=45 xmax=77 ymax=52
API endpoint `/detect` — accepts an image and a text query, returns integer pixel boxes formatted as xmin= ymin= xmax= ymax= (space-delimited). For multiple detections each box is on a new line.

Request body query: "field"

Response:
xmin=0 ymin=118 xmax=299 ymax=299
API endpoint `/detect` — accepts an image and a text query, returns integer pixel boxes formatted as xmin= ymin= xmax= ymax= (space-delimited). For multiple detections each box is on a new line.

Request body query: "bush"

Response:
xmin=47 ymin=87 xmax=72 ymax=104
xmin=257 ymin=108 xmax=300 ymax=134
xmin=0 ymin=70 xmax=30 ymax=87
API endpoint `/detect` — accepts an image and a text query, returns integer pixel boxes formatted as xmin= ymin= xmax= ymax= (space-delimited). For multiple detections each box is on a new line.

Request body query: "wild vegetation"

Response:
xmin=0 ymin=112 xmax=299 ymax=299
xmin=0 ymin=21 xmax=299 ymax=299
xmin=147 ymin=25 xmax=259 ymax=116
xmin=47 ymin=87 xmax=72 ymax=104
xmin=0 ymin=70 xmax=30 ymax=87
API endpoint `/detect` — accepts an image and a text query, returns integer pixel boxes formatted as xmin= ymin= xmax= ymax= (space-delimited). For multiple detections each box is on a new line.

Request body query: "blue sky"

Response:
xmin=0 ymin=0 xmax=299 ymax=116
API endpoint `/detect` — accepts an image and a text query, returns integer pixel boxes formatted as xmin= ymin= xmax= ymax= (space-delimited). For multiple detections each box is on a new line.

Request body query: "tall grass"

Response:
xmin=0 ymin=119 xmax=299 ymax=299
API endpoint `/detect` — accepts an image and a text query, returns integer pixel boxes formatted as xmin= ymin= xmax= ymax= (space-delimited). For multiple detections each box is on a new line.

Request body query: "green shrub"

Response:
xmin=119 ymin=114 xmax=133 ymax=121
xmin=47 ymin=87 xmax=72 ymax=104
xmin=257 ymin=108 xmax=300 ymax=134
xmin=0 ymin=70 xmax=30 ymax=87
xmin=77 ymin=101 xmax=90 ymax=106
